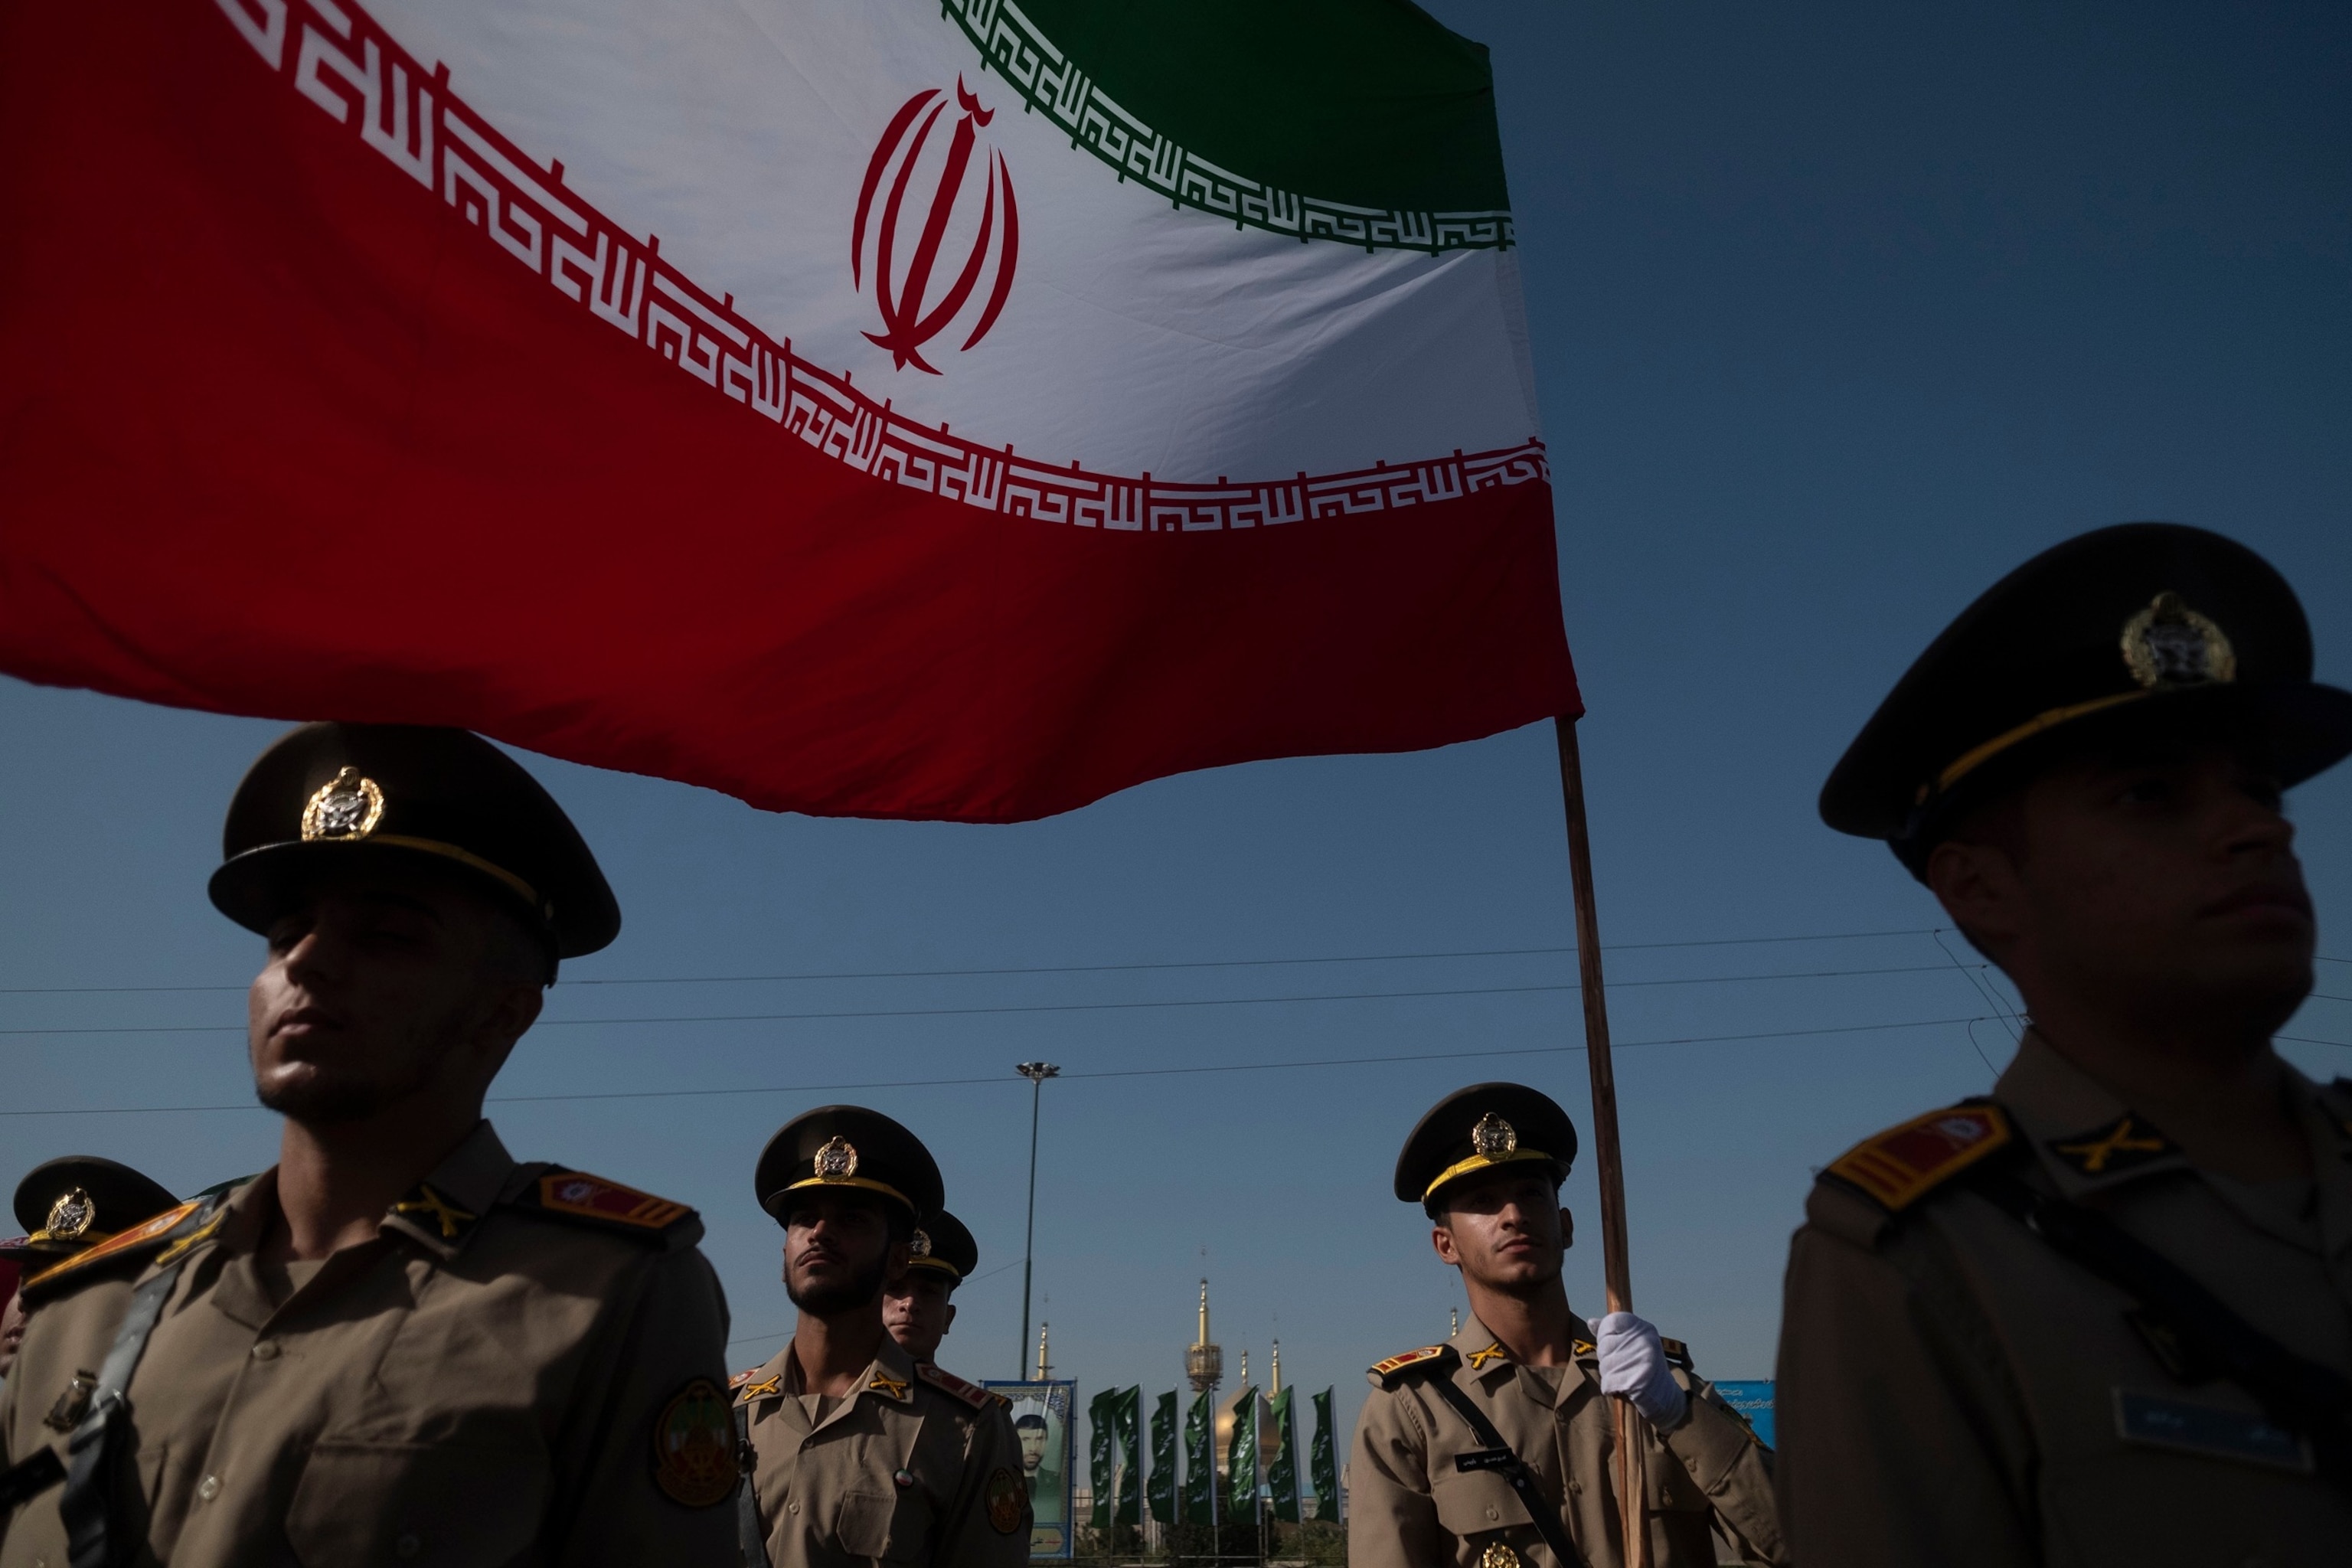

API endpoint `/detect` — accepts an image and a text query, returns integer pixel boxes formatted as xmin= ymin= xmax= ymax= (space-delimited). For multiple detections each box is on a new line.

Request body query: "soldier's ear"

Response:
xmin=1560 ymin=1208 xmax=1573 ymax=1251
xmin=1429 ymin=1222 xmax=1462 ymax=1267
xmin=945 ymin=1302 xmax=959 ymax=1331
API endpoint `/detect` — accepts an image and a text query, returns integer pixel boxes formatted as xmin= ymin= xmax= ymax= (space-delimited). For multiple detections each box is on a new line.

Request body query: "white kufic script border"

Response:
xmin=211 ymin=0 xmax=1550 ymax=534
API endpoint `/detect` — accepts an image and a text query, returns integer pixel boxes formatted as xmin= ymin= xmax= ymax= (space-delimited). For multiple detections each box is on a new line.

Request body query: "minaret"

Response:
xmin=1035 ymin=1321 xmax=1052 ymax=1380
xmin=1186 ymin=1279 xmax=1223 ymax=1395
xmin=1270 ymin=1340 xmax=1282 ymax=1396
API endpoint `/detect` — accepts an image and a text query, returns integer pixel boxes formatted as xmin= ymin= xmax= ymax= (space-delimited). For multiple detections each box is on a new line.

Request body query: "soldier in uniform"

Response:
xmin=0 ymin=1159 xmax=182 ymax=1385
xmin=882 ymin=1208 xmax=980 ymax=1367
xmin=733 ymin=1107 xmax=1030 ymax=1567
xmin=0 ymin=723 xmax=739 ymax=1566
xmin=1352 ymin=1083 xmax=1785 ymax=1568
xmin=1779 ymin=523 xmax=2352 ymax=1565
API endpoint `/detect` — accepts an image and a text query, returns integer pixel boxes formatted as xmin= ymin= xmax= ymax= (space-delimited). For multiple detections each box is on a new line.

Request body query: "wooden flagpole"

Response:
xmin=1554 ymin=715 xmax=1650 ymax=1568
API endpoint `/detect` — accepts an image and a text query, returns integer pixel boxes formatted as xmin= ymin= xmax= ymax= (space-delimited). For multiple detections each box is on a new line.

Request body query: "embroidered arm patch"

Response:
xmin=652 ymin=1378 xmax=738 ymax=1508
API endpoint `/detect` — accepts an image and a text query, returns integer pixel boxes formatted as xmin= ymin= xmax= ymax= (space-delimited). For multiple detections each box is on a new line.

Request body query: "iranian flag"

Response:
xmin=0 ymin=0 xmax=1576 ymax=821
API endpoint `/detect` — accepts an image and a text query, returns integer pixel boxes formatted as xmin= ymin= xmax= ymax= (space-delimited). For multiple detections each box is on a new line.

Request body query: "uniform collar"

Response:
xmin=1996 ymin=1032 xmax=2197 ymax=1198
xmin=749 ymin=1328 xmax=920 ymax=1435
xmin=1999 ymin=1032 xmax=2352 ymax=1247
xmin=379 ymin=1120 xmax=517 ymax=1259
xmin=1454 ymin=1309 xmax=1593 ymax=1409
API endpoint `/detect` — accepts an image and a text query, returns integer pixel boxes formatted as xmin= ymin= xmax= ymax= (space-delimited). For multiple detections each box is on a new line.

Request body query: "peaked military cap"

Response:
xmin=5 ymin=1156 xmax=181 ymax=1259
xmin=904 ymin=1208 xmax=979 ymax=1285
xmin=1822 ymin=524 xmax=2352 ymax=873
xmin=208 ymin=722 xmax=621 ymax=961
xmin=756 ymin=1106 xmax=944 ymax=1227
xmin=1396 ymin=1083 xmax=1578 ymax=1207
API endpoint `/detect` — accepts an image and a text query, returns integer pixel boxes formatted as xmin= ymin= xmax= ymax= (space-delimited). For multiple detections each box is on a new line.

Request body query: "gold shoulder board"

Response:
xmin=1659 ymin=1337 xmax=1693 ymax=1370
xmin=512 ymin=1169 xmax=697 ymax=1243
xmin=1825 ymin=1103 xmax=2012 ymax=1210
xmin=915 ymin=1362 xmax=994 ymax=1409
xmin=22 ymin=1199 xmax=206 ymax=1298
xmin=1368 ymin=1344 xmax=1458 ymax=1389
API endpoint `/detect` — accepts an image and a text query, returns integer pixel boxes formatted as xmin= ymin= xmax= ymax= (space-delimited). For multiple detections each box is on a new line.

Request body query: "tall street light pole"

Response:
xmin=1016 ymin=1060 xmax=1060 ymax=1377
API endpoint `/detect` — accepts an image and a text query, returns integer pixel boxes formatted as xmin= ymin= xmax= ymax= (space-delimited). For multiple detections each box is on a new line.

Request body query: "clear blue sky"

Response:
xmin=2 ymin=0 xmax=2346 ymax=1465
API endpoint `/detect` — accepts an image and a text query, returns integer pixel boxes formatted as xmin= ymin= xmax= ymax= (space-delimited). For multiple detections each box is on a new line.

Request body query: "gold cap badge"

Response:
xmin=909 ymin=1227 xmax=933 ymax=1257
xmin=2121 ymin=591 xmax=2235 ymax=690
xmin=43 ymin=1187 xmax=96 ymax=1242
xmin=1478 ymin=1544 xmax=1521 ymax=1568
xmin=1471 ymin=1112 xmax=1517 ymax=1158
xmin=813 ymin=1136 xmax=859 ymax=1181
xmin=300 ymin=766 xmax=386 ymax=841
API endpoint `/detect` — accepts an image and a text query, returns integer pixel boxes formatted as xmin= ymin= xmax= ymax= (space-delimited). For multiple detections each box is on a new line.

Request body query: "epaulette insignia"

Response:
xmin=1660 ymin=1337 xmax=1693 ymax=1370
xmin=1571 ymin=1337 xmax=1596 ymax=1357
xmin=915 ymin=1362 xmax=993 ymax=1409
xmin=868 ymin=1371 xmax=911 ymax=1400
xmin=1465 ymin=1342 xmax=1510 ymax=1370
xmin=2047 ymin=1115 xmax=2177 ymax=1178
xmin=1368 ymin=1344 xmax=1457 ymax=1389
xmin=514 ymin=1169 xmax=696 ymax=1241
xmin=733 ymin=1371 xmax=782 ymax=1403
xmin=388 ymin=1183 xmax=479 ymax=1242
xmin=24 ymin=1199 xmax=207 ymax=1297
xmin=1825 ymin=1103 xmax=2011 ymax=1210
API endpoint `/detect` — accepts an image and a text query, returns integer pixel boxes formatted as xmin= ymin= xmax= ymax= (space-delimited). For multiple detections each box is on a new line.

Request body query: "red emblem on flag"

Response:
xmin=853 ymin=78 xmax=1019 ymax=374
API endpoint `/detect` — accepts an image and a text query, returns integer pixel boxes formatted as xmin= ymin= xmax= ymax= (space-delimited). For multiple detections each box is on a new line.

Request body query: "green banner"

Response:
xmin=1088 ymin=1387 xmax=1116 ymax=1530
xmin=1114 ymin=1387 xmax=1142 ymax=1527
xmin=1266 ymin=1387 xmax=1301 ymax=1522
xmin=1226 ymin=1385 xmax=1259 ymax=1519
xmin=1149 ymin=1391 xmax=1178 ymax=1524
xmin=1181 ymin=1389 xmax=1216 ymax=1524
xmin=1310 ymin=1388 xmax=1340 ymax=1523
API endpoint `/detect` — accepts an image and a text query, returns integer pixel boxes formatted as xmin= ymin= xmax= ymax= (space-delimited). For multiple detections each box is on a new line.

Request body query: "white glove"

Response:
xmin=1589 ymin=1312 xmax=1688 ymax=1429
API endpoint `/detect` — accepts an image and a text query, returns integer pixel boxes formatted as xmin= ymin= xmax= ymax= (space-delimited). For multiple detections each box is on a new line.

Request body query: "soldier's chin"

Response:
xmin=788 ymin=1256 xmax=889 ymax=1316
xmin=255 ymin=1071 xmax=400 ymax=1124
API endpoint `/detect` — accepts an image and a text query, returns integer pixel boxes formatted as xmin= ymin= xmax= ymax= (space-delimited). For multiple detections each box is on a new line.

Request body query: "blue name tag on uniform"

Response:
xmin=2112 ymin=1390 xmax=2312 ymax=1473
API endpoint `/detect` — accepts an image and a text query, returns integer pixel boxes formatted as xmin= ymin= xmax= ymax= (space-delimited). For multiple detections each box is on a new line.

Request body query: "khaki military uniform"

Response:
xmin=0 ymin=1122 xmax=737 ymax=1568
xmin=732 ymin=1334 xmax=1028 ymax=1567
xmin=1777 ymin=1031 xmax=2352 ymax=1566
xmin=1349 ymin=1313 xmax=1784 ymax=1568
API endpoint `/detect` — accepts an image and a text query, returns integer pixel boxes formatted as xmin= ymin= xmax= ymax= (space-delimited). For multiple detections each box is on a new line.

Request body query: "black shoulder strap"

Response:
xmin=58 ymin=1193 xmax=224 ymax=1568
xmin=1968 ymin=1155 xmax=2352 ymax=1485
xmin=1421 ymin=1372 xmax=1592 ymax=1568
xmin=733 ymin=1404 xmax=770 ymax=1568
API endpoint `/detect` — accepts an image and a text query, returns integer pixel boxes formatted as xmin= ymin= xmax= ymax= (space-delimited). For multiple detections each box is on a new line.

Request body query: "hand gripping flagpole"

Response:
xmin=1554 ymin=716 xmax=1650 ymax=1568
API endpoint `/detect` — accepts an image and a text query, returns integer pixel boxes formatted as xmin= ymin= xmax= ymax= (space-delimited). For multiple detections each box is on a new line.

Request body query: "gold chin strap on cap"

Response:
xmin=353 ymin=835 xmax=546 ymax=917
xmin=25 ymin=1227 xmax=116 ymax=1249
xmin=1918 ymin=691 xmax=2154 ymax=806
xmin=780 ymin=1174 xmax=915 ymax=1211
xmin=1422 ymin=1147 xmax=1557 ymax=1204
xmin=904 ymin=1256 xmax=964 ymax=1280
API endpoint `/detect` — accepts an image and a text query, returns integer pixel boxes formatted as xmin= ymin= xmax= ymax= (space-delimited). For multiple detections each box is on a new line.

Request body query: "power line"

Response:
xmin=0 ymin=962 xmax=1997 ymax=1037
xmin=0 ymin=926 xmax=1965 ymax=995
xmin=0 ymin=1014 xmax=2008 ymax=1118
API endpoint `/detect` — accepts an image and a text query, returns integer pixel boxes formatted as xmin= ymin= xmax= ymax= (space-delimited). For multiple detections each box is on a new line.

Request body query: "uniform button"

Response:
xmin=395 ymin=1534 xmax=421 ymax=1559
xmin=1567 ymin=1478 xmax=1583 ymax=1496
xmin=197 ymin=1475 xmax=221 ymax=1501
xmin=1485 ymin=1505 xmax=1500 ymax=1521
xmin=251 ymin=1341 xmax=279 ymax=1361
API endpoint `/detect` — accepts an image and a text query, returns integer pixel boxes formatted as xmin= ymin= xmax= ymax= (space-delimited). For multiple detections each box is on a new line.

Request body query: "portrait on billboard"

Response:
xmin=984 ymin=1378 xmax=1076 ymax=1558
